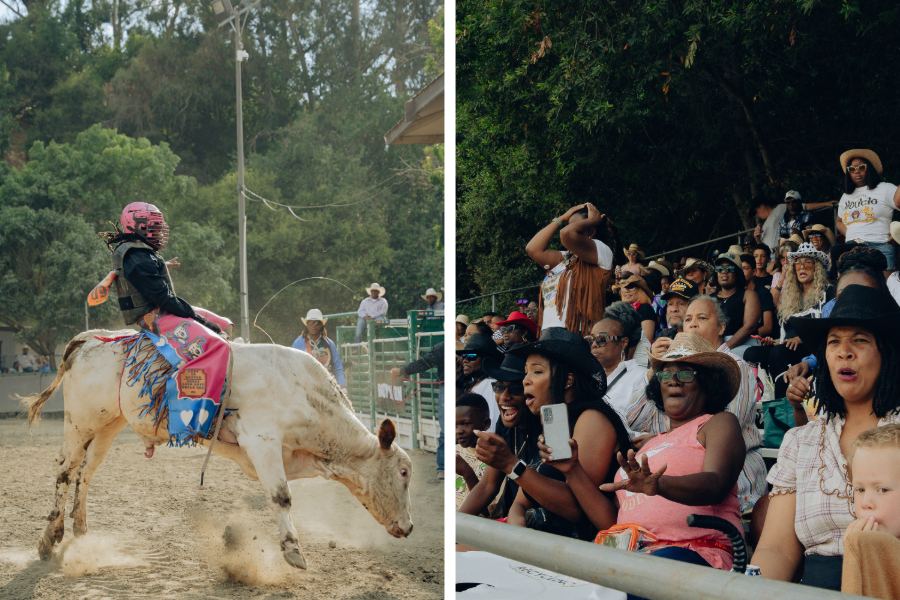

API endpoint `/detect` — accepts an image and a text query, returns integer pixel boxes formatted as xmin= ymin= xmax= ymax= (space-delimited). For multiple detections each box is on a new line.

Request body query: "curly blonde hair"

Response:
xmin=777 ymin=259 xmax=829 ymax=324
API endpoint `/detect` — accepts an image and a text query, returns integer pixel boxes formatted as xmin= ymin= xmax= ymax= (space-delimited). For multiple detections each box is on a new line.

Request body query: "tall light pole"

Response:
xmin=211 ymin=0 xmax=259 ymax=342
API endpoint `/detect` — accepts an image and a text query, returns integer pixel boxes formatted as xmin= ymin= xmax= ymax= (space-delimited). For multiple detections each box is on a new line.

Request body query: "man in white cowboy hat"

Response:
xmin=421 ymin=287 xmax=444 ymax=311
xmin=292 ymin=309 xmax=346 ymax=389
xmin=355 ymin=282 xmax=389 ymax=343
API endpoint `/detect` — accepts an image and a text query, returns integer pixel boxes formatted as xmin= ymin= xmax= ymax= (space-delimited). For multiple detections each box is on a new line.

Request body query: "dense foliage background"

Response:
xmin=0 ymin=0 xmax=444 ymax=359
xmin=457 ymin=0 xmax=900 ymax=299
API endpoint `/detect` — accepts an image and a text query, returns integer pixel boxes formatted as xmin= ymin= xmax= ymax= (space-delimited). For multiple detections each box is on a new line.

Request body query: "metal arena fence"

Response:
xmin=337 ymin=310 xmax=444 ymax=452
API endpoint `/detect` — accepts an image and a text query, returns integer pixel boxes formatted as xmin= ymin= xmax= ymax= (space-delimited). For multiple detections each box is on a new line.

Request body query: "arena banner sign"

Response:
xmin=374 ymin=371 xmax=406 ymax=411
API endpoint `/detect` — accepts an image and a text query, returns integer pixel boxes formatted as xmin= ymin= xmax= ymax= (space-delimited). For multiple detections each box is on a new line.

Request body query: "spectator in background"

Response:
xmin=828 ymin=241 xmax=860 ymax=281
xmin=36 ymin=356 xmax=51 ymax=373
xmin=741 ymin=254 xmax=776 ymax=338
xmin=523 ymin=301 xmax=539 ymax=323
xmin=617 ymin=275 xmax=658 ymax=345
xmin=657 ymin=278 xmax=699 ymax=338
xmin=617 ymin=244 xmax=647 ymax=278
xmin=455 ymin=393 xmax=492 ymax=508
xmin=457 ymin=334 xmax=502 ymax=424
xmin=712 ymin=252 xmax=761 ymax=356
xmin=456 ymin=315 xmax=470 ymax=344
xmin=464 ymin=320 xmax=493 ymax=345
xmin=676 ymin=258 xmax=713 ymax=290
xmin=770 ymin=240 xmax=800 ymax=307
xmin=292 ymin=309 xmax=346 ymax=389
xmin=422 ymin=287 xmax=444 ymax=311
xmin=460 ymin=347 xmax=541 ymax=519
xmin=837 ymin=149 xmax=900 ymax=275
xmin=495 ymin=311 xmax=538 ymax=353
xmin=778 ymin=191 xmax=812 ymax=239
xmin=354 ymin=282 xmax=388 ymax=343
xmin=590 ymin=302 xmax=650 ymax=425
xmin=803 ymin=224 xmax=835 ymax=255
xmin=16 ymin=348 xmax=36 ymax=373
xmin=393 ymin=342 xmax=445 ymax=479
xmin=752 ymin=194 xmax=835 ymax=254
xmin=751 ymin=244 xmax=773 ymax=289
xmin=526 ymin=203 xmax=615 ymax=334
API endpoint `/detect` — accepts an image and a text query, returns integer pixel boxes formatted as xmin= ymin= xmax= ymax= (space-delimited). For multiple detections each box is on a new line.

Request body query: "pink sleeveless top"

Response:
xmin=614 ymin=414 xmax=741 ymax=570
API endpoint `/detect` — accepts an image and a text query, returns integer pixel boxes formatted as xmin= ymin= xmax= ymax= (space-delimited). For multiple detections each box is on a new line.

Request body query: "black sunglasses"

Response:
xmin=461 ymin=353 xmax=480 ymax=361
xmin=491 ymin=382 xmax=525 ymax=394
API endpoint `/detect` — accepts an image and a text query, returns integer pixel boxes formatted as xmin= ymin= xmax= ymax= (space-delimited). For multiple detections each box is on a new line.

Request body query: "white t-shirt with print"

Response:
xmin=838 ymin=182 xmax=899 ymax=243
xmin=888 ymin=273 xmax=900 ymax=308
xmin=541 ymin=239 xmax=613 ymax=330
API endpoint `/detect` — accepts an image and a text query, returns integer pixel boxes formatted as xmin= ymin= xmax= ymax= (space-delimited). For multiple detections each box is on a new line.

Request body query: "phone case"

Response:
xmin=541 ymin=404 xmax=572 ymax=461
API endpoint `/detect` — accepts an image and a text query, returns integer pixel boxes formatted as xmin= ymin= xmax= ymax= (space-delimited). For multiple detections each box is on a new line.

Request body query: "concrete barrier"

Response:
xmin=0 ymin=373 xmax=63 ymax=417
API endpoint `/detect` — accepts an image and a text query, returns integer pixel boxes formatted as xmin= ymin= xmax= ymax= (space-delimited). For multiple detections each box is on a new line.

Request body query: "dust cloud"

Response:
xmin=56 ymin=534 xmax=149 ymax=577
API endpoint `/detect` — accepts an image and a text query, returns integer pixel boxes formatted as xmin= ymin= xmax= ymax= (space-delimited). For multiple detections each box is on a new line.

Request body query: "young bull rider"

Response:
xmin=101 ymin=202 xmax=236 ymax=447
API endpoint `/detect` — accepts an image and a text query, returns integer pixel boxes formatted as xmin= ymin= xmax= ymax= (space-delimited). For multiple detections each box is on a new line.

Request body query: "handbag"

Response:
xmin=593 ymin=523 xmax=659 ymax=552
xmin=762 ymin=397 xmax=795 ymax=448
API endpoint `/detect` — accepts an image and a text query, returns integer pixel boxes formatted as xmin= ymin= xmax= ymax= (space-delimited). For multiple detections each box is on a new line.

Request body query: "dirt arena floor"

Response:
xmin=0 ymin=416 xmax=444 ymax=600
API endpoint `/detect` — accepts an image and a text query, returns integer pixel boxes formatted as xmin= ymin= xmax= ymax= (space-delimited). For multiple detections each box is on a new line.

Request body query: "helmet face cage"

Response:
xmin=121 ymin=203 xmax=169 ymax=250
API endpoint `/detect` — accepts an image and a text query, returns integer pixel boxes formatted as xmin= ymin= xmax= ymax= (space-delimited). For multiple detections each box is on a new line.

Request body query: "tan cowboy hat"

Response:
xmin=802 ymin=224 xmax=836 ymax=247
xmin=646 ymin=260 xmax=670 ymax=277
xmin=657 ymin=259 xmax=676 ymax=274
xmin=675 ymin=258 xmax=713 ymax=277
xmin=726 ymin=245 xmax=744 ymax=257
xmin=456 ymin=314 xmax=471 ymax=327
xmin=623 ymin=244 xmax=646 ymax=261
xmin=301 ymin=308 xmax=328 ymax=326
xmin=892 ymin=222 xmax=900 ymax=245
xmin=649 ymin=332 xmax=741 ymax=400
xmin=840 ymin=149 xmax=883 ymax=175
xmin=617 ymin=274 xmax=654 ymax=299
xmin=778 ymin=233 xmax=805 ymax=248
xmin=421 ymin=287 xmax=442 ymax=302
xmin=714 ymin=252 xmax=742 ymax=270
xmin=365 ymin=282 xmax=386 ymax=297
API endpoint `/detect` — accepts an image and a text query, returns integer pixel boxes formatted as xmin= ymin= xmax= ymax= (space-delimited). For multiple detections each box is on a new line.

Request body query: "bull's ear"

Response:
xmin=378 ymin=419 xmax=396 ymax=450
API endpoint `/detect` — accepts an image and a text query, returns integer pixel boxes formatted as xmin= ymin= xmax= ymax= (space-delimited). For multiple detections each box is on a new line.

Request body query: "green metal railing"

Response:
xmin=337 ymin=310 xmax=444 ymax=450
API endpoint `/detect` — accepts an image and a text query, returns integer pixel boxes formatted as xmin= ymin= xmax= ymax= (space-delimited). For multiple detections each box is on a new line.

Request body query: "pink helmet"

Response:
xmin=121 ymin=202 xmax=169 ymax=250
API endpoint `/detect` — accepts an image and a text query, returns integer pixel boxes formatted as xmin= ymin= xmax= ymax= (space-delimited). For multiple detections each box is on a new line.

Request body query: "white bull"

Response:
xmin=22 ymin=329 xmax=413 ymax=569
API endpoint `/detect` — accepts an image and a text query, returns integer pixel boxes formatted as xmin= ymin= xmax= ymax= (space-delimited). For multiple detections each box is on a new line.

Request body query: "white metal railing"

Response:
xmin=456 ymin=514 xmax=863 ymax=600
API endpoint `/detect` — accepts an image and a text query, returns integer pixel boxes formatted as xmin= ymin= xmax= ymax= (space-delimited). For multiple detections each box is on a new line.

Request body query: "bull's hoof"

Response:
xmin=283 ymin=550 xmax=307 ymax=570
xmin=37 ymin=534 xmax=55 ymax=561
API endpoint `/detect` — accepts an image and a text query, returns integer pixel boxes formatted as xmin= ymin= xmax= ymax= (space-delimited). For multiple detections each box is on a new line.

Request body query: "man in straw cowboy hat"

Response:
xmin=292 ymin=308 xmax=346 ymax=389
xmin=354 ymin=282 xmax=388 ymax=343
xmin=422 ymin=287 xmax=444 ymax=311
xmin=837 ymin=148 xmax=900 ymax=275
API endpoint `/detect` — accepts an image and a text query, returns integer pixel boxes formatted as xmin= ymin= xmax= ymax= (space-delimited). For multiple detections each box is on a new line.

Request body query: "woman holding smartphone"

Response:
xmin=502 ymin=327 xmax=632 ymax=539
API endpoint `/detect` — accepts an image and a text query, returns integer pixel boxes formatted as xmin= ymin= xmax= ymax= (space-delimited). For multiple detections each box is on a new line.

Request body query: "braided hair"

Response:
xmin=837 ymin=245 xmax=888 ymax=282
xmin=811 ymin=334 xmax=900 ymax=421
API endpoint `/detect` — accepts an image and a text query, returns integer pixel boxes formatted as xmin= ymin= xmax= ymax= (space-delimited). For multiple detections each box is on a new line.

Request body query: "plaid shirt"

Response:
xmin=625 ymin=343 xmax=766 ymax=508
xmin=777 ymin=210 xmax=812 ymax=239
xmin=768 ymin=412 xmax=900 ymax=556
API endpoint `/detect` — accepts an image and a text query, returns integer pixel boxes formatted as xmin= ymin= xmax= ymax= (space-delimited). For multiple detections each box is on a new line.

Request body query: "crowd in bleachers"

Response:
xmin=456 ymin=149 xmax=900 ymax=597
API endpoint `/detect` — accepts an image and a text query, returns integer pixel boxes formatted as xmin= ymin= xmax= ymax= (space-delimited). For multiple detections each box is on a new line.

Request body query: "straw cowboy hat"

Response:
xmin=656 ymin=259 xmax=676 ymax=275
xmin=787 ymin=242 xmax=829 ymax=269
xmin=778 ymin=233 xmax=805 ymax=248
xmin=301 ymin=308 xmax=328 ymax=325
xmin=624 ymin=244 xmax=646 ymax=260
xmin=802 ymin=224 xmax=836 ymax=247
xmin=421 ymin=287 xmax=442 ymax=302
xmin=676 ymin=258 xmax=714 ymax=277
xmin=646 ymin=261 xmax=670 ymax=277
xmin=649 ymin=332 xmax=741 ymax=400
xmin=892 ymin=222 xmax=900 ymax=245
xmin=840 ymin=149 xmax=883 ymax=175
xmin=456 ymin=314 xmax=471 ymax=327
xmin=617 ymin=274 xmax=654 ymax=299
xmin=726 ymin=245 xmax=744 ymax=257
xmin=365 ymin=282 xmax=386 ymax=297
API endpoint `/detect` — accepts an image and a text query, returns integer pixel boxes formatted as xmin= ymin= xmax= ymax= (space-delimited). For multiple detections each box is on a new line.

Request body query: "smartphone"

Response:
xmin=540 ymin=404 xmax=573 ymax=461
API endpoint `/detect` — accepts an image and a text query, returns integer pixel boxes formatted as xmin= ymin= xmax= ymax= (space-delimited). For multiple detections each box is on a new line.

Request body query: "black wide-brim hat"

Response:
xmin=790 ymin=285 xmax=900 ymax=350
xmin=456 ymin=333 xmax=504 ymax=363
xmin=483 ymin=343 xmax=527 ymax=381
xmin=507 ymin=327 xmax=605 ymax=387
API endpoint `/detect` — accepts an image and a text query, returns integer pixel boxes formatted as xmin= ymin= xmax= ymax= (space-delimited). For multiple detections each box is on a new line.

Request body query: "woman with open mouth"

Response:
xmin=752 ymin=285 xmax=900 ymax=590
xmin=500 ymin=328 xmax=633 ymax=540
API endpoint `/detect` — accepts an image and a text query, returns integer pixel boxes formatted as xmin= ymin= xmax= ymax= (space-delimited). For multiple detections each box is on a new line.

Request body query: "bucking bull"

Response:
xmin=22 ymin=329 xmax=414 ymax=569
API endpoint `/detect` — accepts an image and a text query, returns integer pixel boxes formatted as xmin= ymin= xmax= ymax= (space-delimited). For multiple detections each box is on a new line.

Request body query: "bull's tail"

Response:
xmin=18 ymin=338 xmax=87 ymax=432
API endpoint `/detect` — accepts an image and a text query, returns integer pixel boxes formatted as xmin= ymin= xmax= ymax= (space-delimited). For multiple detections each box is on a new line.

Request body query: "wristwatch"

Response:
xmin=508 ymin=460 xmax=527 ymax=480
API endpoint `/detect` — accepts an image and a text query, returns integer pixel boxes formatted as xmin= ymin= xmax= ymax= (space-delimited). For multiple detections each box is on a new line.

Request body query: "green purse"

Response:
xmin=762 ymin=397 xmax=795 ymax=448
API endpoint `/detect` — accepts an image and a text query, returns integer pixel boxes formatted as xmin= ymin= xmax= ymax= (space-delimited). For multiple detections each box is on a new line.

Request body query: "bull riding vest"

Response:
xmin=111 ymin=240 xmax=175 ymax=325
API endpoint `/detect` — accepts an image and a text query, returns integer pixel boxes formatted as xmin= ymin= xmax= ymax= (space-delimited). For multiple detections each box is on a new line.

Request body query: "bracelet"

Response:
xmin=552 ymin=217 xmax=564 ymax=227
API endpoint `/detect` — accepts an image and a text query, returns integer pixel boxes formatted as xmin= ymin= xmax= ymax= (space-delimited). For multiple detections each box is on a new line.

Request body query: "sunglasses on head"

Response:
xmin=584 ymin=334 xmax=622 ymax=347
xmin=715 ymin=265 xmax=737 ymax=274
xmin=491 ymin=381 xmax=525 ymax=394
xmin=655 ymin=369 xmax=697 ymax=384
xmin=847 ymin=164 xmax=868 ymax=173
xmin=461 ymin=353 xmax=480 ymax=361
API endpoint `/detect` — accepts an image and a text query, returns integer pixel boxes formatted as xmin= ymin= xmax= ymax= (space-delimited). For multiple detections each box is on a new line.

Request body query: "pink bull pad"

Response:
xmin=88 ymin=271 xmax=117 ymax=306
xmin=194 ymin=308 xmax=235 ymax=339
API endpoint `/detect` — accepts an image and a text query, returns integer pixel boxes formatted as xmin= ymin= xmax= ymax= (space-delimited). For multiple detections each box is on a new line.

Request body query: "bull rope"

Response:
xmin=199 ymin=343 xmax=235 ymax=490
